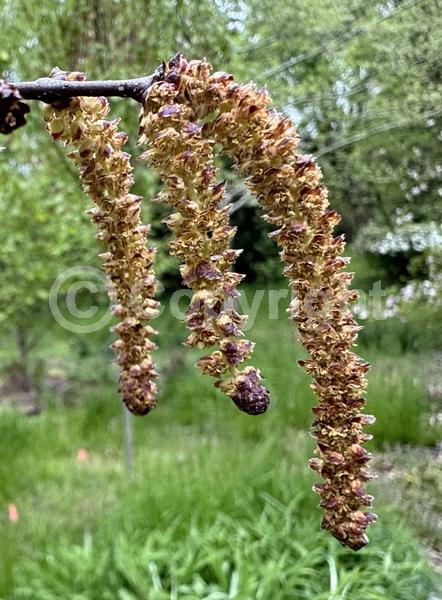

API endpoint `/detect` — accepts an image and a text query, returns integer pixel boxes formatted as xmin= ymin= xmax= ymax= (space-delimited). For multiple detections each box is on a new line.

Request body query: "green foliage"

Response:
xmin=236 ymin=0 xmax=441 ymax=239
xmin=376 ymin=446 xmax=442 ymax=553
xmin=365 ymin=354 xmax=438 ymax=446
xmin=359 ymin=301 xmax=442 ymax=353
xmin=231 ymin=205 xmax=280 ymax=284
xmin=0 ymin=389 xmax=439 ymax=598
xmin=0 ymin=141 xmax=95 ymax=329
xmin=11 ymin=504 xmax=439 ymax=599
xmin=348 ymin=248 xmax=442 ymax=353
xmin=2 ymin=0 xmax=441 ymax=289
xmin=0 ymin=3 xmax=440 ymax=596
xmin=0 ymin=289 xmax=440 ymax=597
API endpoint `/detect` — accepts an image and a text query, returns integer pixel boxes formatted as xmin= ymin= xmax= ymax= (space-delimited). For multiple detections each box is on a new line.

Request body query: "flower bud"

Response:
xmin=0 ymin=81 xmax=30 ymax=134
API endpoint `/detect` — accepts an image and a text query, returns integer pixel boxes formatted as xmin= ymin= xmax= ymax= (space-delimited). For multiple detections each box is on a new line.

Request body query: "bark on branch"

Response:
xmin=15 ymin=66 xmax=164 ymax=104
xmin=1 ymin=63 xmax=165 ymax=133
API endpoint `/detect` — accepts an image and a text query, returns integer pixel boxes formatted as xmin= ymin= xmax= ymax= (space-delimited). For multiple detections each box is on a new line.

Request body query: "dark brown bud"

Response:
xmin=0 ymin=81 xmax=30 ymax=134
xmin=229 ymin=367 xmax=270 ymax=415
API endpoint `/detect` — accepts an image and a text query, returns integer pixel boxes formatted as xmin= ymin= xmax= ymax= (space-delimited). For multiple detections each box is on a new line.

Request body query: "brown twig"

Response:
xmin=14 ymin=65 xmax=165 ymax=104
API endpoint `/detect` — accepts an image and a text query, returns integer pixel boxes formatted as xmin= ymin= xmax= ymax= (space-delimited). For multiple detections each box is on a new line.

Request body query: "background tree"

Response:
xmin=1 ymin=0 xmax=441 ymax=386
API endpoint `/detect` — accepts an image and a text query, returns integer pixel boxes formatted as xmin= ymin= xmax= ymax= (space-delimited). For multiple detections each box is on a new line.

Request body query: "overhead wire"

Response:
xmin=284 ymin=52 xmax=434 ymax=110
xmin=256 ymin=0 xmax=428 ymax=81
xmin=237 ymin=0 xmax=371 ymax=56
xmin=316 ymin=109 xmax=442 ymax=157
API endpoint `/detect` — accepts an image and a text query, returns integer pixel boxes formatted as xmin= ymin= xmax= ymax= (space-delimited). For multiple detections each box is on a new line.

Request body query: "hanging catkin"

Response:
xmin=138 ymin=66 xmax=270 ymax=415
xmin=152 ymin=55 xmax=377 ymax=550
xmin=43 ymin=68 xmax=159 ymax=415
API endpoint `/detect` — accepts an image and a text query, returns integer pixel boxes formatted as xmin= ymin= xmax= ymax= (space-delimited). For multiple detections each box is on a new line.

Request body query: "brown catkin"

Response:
xmin=138 ymin=64 xmax=270 ymax=416
xmin=43 ymin=68 xmax=159 ymax=415
xmin=153 ymin=54 xmax=377 ymax=550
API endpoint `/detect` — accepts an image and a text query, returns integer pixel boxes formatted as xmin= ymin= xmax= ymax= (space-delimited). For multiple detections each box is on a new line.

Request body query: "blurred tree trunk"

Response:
xmin=123 ymin=405 xmax=134 ymax=478
xmin=15 ymin=326 xmax=33 ymax=394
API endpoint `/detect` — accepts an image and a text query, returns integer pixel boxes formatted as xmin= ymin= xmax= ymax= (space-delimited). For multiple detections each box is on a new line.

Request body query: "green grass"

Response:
xmin=0 ymin=400 xmax=439 ymax=599
xmin=0 ymin=287 xmax=440 ymax=598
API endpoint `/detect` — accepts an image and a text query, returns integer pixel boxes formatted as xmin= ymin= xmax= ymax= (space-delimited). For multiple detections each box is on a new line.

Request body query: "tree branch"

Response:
xmin=14 ymin=65 xmax=165 ymax=104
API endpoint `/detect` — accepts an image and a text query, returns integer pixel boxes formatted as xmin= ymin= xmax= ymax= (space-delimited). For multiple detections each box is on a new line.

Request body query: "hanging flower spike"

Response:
xmin=156 ymin=55 xmax=377 ymax=550
xmin=138 ymin=59 xmax=270 ymax=416
xmin=43 ymin=68 xmax=159 ymax=415
xmin=0 ymin=80 xmax=30 ymax=134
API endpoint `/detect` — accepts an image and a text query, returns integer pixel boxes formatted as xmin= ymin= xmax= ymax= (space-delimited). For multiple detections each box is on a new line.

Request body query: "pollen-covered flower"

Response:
xmin=0 ymin=80 xmax=30 ymax=134
xmin=43 ymin=68 xmax=159 ymax=415
xmin=153 ymin=55 xmax=376 ymax=549
xmin=138 ymin=66 xmax=269 ymax=415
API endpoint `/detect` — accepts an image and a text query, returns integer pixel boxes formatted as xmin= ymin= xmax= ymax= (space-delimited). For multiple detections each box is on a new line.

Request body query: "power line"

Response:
xmin=283 ymin=52 xmax=434 ymax=110
xmin=285 ymin=82 xmax=369 ymax=111
xmin=238 ymin=0 xmax=370 ymax=56
xmin=257 ymin=0 xmax=428 ymax=81
xmin=237 ymin=35 xmax=280 ymax=55
xmin=316 ymin=109 xmax=442 ymax=157
xmin=225 ymin=109 xmax=442 ymax=211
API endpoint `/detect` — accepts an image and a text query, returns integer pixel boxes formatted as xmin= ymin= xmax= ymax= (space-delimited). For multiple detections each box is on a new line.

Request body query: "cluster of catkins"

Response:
xmin=41 ymin=57 xmax=376 ymax=550
xmin=141 ymin=55 xmax=377 ymax=550
xmin=43 ymin=68 xmax=159 ymax=415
